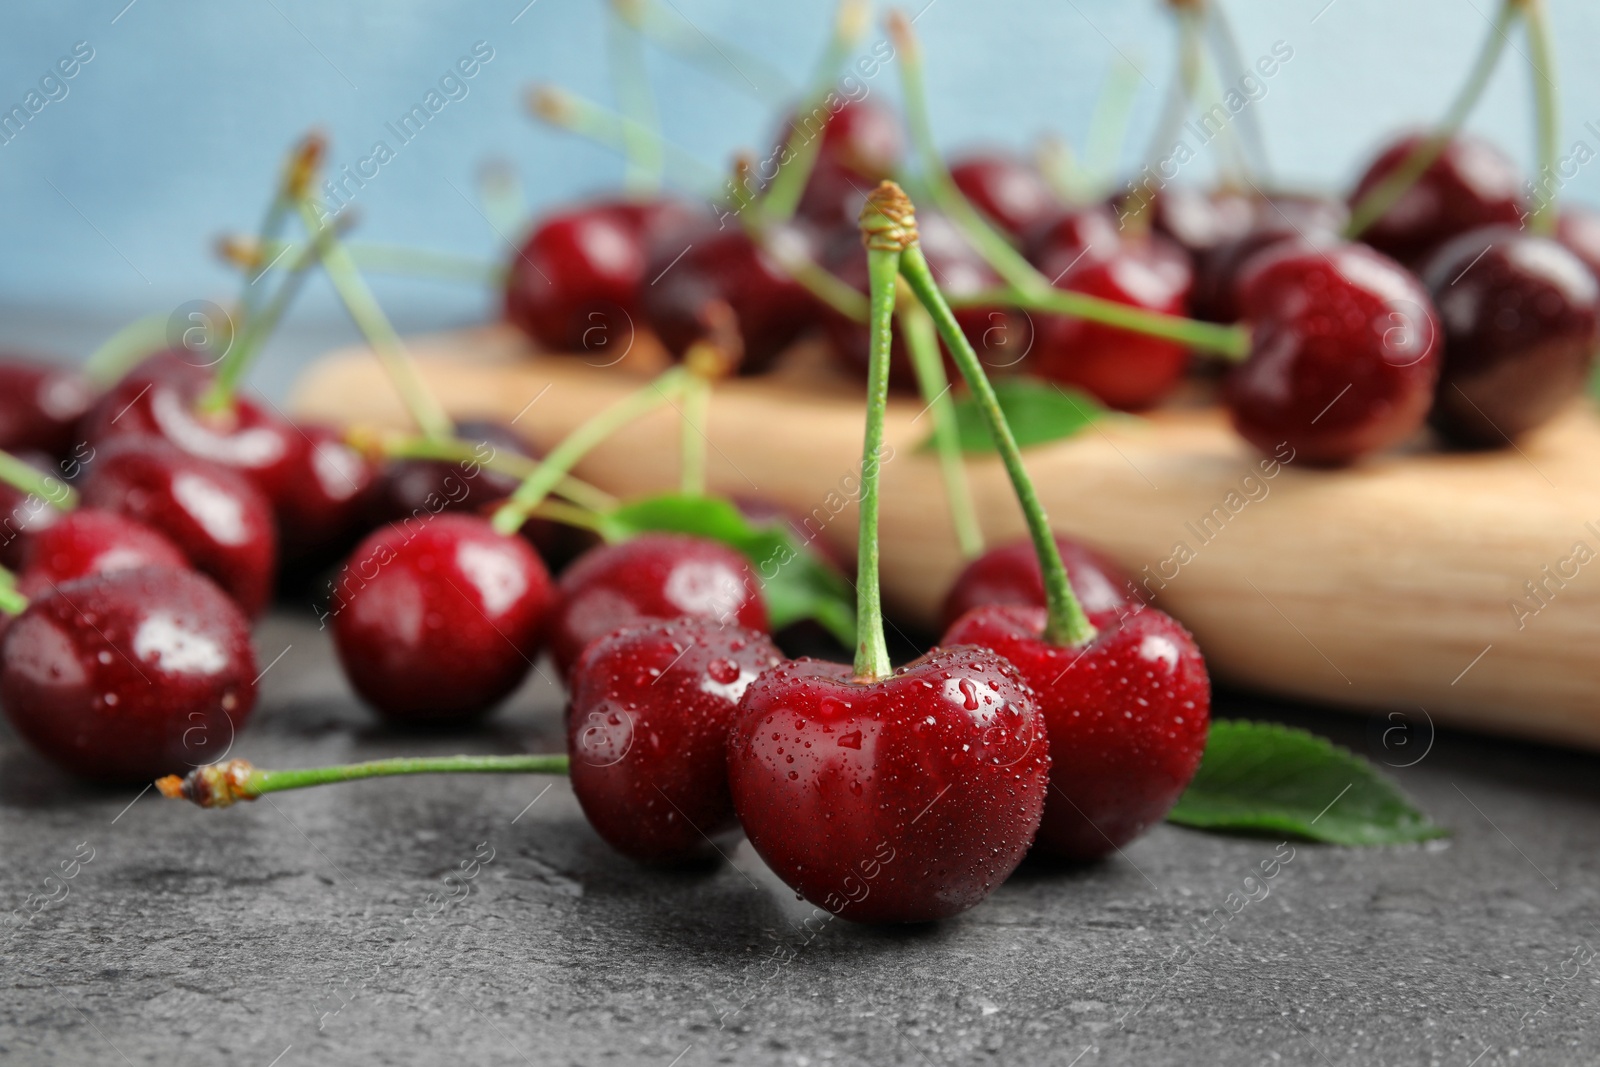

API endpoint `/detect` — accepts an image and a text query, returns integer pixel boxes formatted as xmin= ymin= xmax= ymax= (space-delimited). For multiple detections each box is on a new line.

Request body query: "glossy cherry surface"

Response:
xmin=726 ymin=645 xmax=1049 ymax=923
xmin=1556 ymin=206 xmax=1600 ymax=283
xmin=1189 ymin=194 xmax=1349 ymax=324
xmin=787 ymin=99 xmax=905 ymax=228
xmin=15 ymin=508 xmax=188 ymax=600
xmin=1421 ymin=226 xmax=1600 ymax=446
xmin=943 ymin=603 xmax=1209 ymax=861
xmin=504 ymin=197 xmax=695 ymax=357
xmin=0 ymin=357 xmax=94 ymax=460
xmin=949 ymin=152 xmax=1063 ymax=239
xmin=0 ymin=452 xmax=64 ymax=570
xmin=567 ymin=617 xmax=783 ymax=863
xmin=548 ymin=533 xmax=769 ymax=678
xmin=1140 ymin=186 xmax=1257 ymax=260
xmin=939 ymin=533 xmax=1137 ymax=632
xmin=373 ymin=419 xmax=525 ymax=524
xmin=79 ymin=436 xmax=278 ymax=617
xmin=330 ymin=514 xmax=554 ymax=723
xmin=1 ymin=566 xmax=257 ymax=783
xmin=275 ymin=423 xmax=380 ymax=569
xmin=1348 ymin=132 xmax=1525 ymax=265
xmin=642 ymin=220 xmax=824 ymax=374
xmin=1028 ymin=230 xmax=1194 ymax=410
xmin=1227 ymin=240 xmax=1441 ymax=465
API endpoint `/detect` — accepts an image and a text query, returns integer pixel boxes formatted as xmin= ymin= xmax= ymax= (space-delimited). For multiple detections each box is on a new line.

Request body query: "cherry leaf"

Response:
xmin=922 ymin=376 xmax=1110 ymax=454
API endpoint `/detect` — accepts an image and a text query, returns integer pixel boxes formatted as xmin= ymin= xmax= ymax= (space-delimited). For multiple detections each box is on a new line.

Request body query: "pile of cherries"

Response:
xmin=506 ymin=95 xmax=1600 ymax=466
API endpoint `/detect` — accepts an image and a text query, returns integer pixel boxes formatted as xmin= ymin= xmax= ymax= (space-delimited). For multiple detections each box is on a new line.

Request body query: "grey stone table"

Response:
xmin=4 ymin=610 xmax=1599 ymax=1067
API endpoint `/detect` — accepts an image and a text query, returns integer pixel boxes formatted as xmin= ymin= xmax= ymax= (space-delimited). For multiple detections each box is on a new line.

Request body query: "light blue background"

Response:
xmin=2 ymin=0 xmax=1597 ymax=356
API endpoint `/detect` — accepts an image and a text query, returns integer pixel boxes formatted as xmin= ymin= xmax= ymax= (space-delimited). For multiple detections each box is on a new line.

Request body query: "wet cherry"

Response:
xmin=1189 ymin=194 xmax=1349 ymax=324
xmin=274 ymin=423 xmax=380 ymax=570
xmin=725 ymin=645 xmax=1049 ymax=923
xmin=1348 ymin=132 xmax=1525 ymax=265
xmin=15 ymin=509 xmax=188 ymax=601
xmin=79 ymin=436 xmax=278 ymax=617
xmin=1420 ymin=225 xmax=1600 ymax=445
xmin=1 ymin=566 xmax=257 ymax=783
xmin=1226 ymin=240 xmax=1442 ymax=465
xmin=0 ymin=452 xmax=64 ymax=570
xmin=329 ymin=513 xmax=554 ymax=724
xmin=0 ymin=356 xmax=94 ymax=460
xmin=939 ymin=533 xmax=1137 ymax=633
xmin=567 ymin=617 xmax=783 ymax=863
xmin=547 ymin=533 xmax=769 ymax=679
xmin=943 ymin=603 xmax=1209 ymax=861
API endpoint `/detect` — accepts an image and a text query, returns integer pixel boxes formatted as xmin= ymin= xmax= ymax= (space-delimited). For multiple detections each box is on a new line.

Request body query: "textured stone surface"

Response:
xmin=3 ymin=610 xmax=1599 ymax=1066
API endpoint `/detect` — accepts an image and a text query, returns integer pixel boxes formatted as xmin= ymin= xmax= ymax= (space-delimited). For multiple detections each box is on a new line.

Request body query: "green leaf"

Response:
xmin=598 ymin=493 xmax=856 ymax=647
xmin=923 ymin=376 xmax=1109 ymax=454
xmin=1166 ymin=721 xmax=1447 ymax=846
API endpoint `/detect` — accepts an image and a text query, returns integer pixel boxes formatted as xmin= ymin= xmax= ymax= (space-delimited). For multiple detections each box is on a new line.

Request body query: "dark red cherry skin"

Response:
xmin=944 ymin=603 xmax=1209 ymax=861
xmin=15 ymin=509 xmax=188 ymax=601
xmin=1227 ymin=240 xmax=1442 ymax=465
xmin=939 ymin=534 xmax=1138 ymax=633
xmin=330 ymin=514 xmax=553 ymax=723
xmin=0 ymin=357 xmax=94 ymax=460
xmin=824 ymin=212 xmax=1024 ymax=390
xmin=1420 ymin=226 xmax=1600 ymax=446
xmin=548 ymin=533 xmax=770 ymax=679
xmin=1189 ymin=194 xmax=1349 ymax=324
xmin=1139 ymin=186 xmax=1258 ymax=259
xmin=1556 ymin=206 xmax=1600 ymax=283
xmin=1348 ymin=132 xmax=1525 ymax=266
xmin=0 ymin=452 xmax=65 ymax=570
xmin=785 ymin=100 xmax=906 ymax=229
xmin=726 ymin=645 xmax=1049 ymax=923
xmin=79 ymin=436 xmax=277 ymax=617
xmin=567 ymin=617 xmax=783 ymax=863
xmin=950 ymin=152 xmax=1063 ymax=239
xmin=642 ymin=220 xmax=825 ymax=374
xmin=504 ymin=197 xmax=695 ymax=356
xmin=1 ymin=567 xmax=257 ymax=783
xmin=1022 ymin=203 xmax=1125 ymax=264
xmin=274 ymin=423 xmax=380 ymax=569
xmin=373 ymin=419 xmax=525 ymax=524
xmin=1028 ymin=232 xmax=1194 ymax=410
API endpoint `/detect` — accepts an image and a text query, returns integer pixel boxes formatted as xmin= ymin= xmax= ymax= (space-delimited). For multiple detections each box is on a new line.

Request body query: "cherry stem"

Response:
xmin=899 ymin=298 xmax=983 ymax=558
xmin=952 ymin=287 xmax=1251 ymax=360
xmin=479 ymin=160 xmax=528 ymax=238
xmin=200 ymin=216 xmax=348 ymax=415
xmin=362 ymin=432 xmax=619 ymax=514
xmin=606 ymin=2 xmax=665 ymax=192
xmin=888 ymin=185 xmax=1097 ymax=649
xmin=156 ymin=755 xmax=569 ymax=809
xmin=490 ymin=366 xmax=689 ymax=535
xmin=222 ymin=236 xmax=503 ymax=286
xmin=1344 ymin=0 xmax=1517 ymax=240
xmin=1520 ymin=0 xmax=1560 ymax=235
xmin=855 ymin=235 xmax=900 ymax=682
xmin=0 ymin=569 xmax=26 ymax=618
xmin=526 ymin=86 xmax=722 ymax=192
xmin=1082 ymin=60 xmax=1144 ymax=195
xmin=1144 ymin=3 xmax=1208 ymax=179
xmin=757 ymin=0 xmax=870 ymax=224
xmin=235 ymin=136 xmax=318 ymax=322
xmin=82 ymin=312 xmax=173 ymax=387
xmin=0 ymin=449 xmax=77 ymax=512
xmin=296 ymin=197 xmax=456 ymax=442
xmin=889 ymin=10 xmax=1247 ymax=358
xmin=745 ymin=219 xmax=869 ymax=321
xmin=1202 ymin=1 xmax=1271 ymax=178
xmin=610 ymin=0 xmax=793 ymax=105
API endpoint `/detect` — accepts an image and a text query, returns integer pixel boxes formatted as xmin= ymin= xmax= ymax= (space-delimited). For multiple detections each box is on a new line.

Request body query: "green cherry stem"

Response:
xmin=1144 ymin=2 xmax=1207 ymax=178
xmin=611 ymin=0 xmax=793 ymax=105
xmin=0 ymin=449 xmax=77 ymax=512
xmin=296 ymin=197 xmax=455 ymax=442
xmin=606 ymin=1 xmax=665 ymax=192
xmin=747 ymin=220 xmax=869 ymax=320
xmin=157 ymin=754 xmax=570 ymax=809
xmin=479 ymin=160 xmax=528 ymax=239
xmin=527 ymin=86 xmax=722 ymax=192
xmin=899 ymin=298 xmax=983 ymax=558
xmin=0 ymin=568 xmax=27 ymax=618
xmin=1519 ymin=0 xmax=1560 ymax=235
xmin=359 ymin=432 xmax=619 ymax=514
xmin=951 ymin=287 xmax=1251 ymax=360
xmin=1202 ymin=0 xmax=1271 ymax=178
xmin=1082 ymin=60 xmax=1144 ymax=194
xmin=1344 ymin=0 xmax=1517 ymax=240
xmin=886 ymin=183 xmax=1097 ymax=649
xmin=853 ymin=195 xmax=903 ymax=682
xmin=757 ymin=0 xmax=870 ymax=224
xmin=236 ymin=135 xmax=319 ymax=322
xmin=223 ymin=236 xmax=503 ymax=286
xmin=490 ymin=366 xmax=690 ymax=535
xmin=82 ymin=312 xmax=173 ymax=387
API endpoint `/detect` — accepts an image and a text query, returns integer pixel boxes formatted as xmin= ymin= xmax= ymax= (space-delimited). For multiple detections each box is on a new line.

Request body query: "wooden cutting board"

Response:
xmin=293 ymin=324 xmax=1600 ymax=751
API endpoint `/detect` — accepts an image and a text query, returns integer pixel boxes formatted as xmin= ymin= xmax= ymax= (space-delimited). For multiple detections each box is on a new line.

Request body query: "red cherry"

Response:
xmin=504 ymin=197 xmax=695 ymax=356
xmin=642 ymin=220 xmax=825 ymax=373
xmin=939 ymin=533 xmax=1138 ymax=632
xmin=79 ymin=436 xmax=278 ymax=617
xmin=547 ymin=533 xmax=769 ymax=679
xmin=1555 ymin=206 xmax=1600 ymax=282
xmin=725 ymin=645 xmax=1049 ymax=923
xmin=1420 ymin=225 xmax=1600 ymax=445
xmin=1189 ymin=194 xmax=1349 ymax=324
xmin=943 ymin=603 xmax=1209 ymax=861
xmin=1348 ymin=132 xmax=1525 ymax=265
xmin=1022 ymin=203 xmax=1124 ymax=263
xmin=824 ymin=212 xmax=1024 ymax=389
xmin=330 ymin=514 xmax=554 ymax=723
xmin=373 ymin=419 xmax=525 ymax=523
xmin=1028 ymin=231 xmax=1194 ymax=410
xmin=15 ymin=509 xmax=187 ymax=600
xmin=949 ymin=152 xmax=1063 ymax=238
xmin=784 ymin=100 xmax=906 ymax=228
xmin=274 ymin=423 xmax=380 ymax=569
xmin=1227 ymin=240 xmax=1441 ymax=465
xmin=0 ymin=452 xmax=64 ymax=570
xmin=1138 ymin=186 xmax=1258 ymax=260
xmin=0 ymin=357 xmax=94 ymax=460
xmin=1 ymin=567 xmax=257 ymax=783
xmin=567 ymin=617 xmax=783 ymax=863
